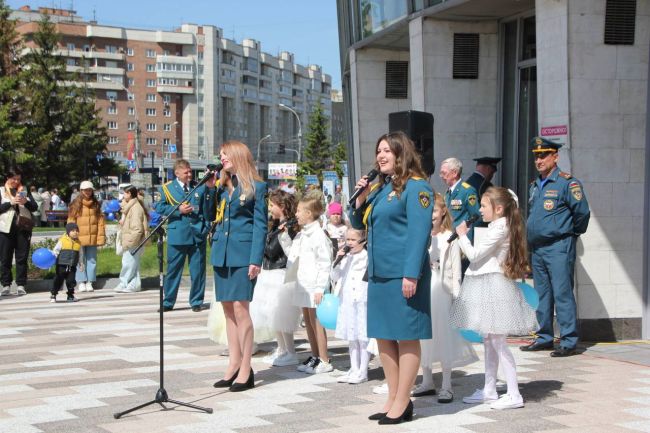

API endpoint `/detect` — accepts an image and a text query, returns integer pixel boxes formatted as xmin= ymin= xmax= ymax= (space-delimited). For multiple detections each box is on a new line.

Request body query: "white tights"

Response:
xmin=348 ymin=340 xmax=370 ymax=378
xmin=420 ymin=364 xmax=452 ymax=391
xmin=276 ymin=332 xmax=295 ymax=354
xmin=483 ymin=334 xmax=520 ymax=397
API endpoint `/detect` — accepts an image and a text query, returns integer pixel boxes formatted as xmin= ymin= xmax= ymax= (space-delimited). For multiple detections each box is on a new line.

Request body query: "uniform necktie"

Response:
xmin=183 ymin=184 xmax=189 ymax=194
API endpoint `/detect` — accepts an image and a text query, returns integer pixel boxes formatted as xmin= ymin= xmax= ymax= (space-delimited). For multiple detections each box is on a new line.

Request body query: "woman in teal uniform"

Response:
xmin=210 ymin=141 xmax=268 ymax=392
xmin=350 ymin=131 xmax=433 ymax=424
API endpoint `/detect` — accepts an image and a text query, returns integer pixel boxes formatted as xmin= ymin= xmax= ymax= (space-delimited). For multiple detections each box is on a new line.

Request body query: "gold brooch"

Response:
xmin=239 ymin=194 xmax=246 ymax=205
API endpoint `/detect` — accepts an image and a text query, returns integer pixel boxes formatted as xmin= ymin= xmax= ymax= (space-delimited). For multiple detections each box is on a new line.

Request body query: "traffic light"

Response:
xmin=277 ymin=143 xmax=286 ymax=154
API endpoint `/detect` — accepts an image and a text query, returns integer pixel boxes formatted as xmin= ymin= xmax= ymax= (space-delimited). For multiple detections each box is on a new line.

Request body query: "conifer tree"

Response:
xmin=297 ymin=101 xmax=332 ymax=188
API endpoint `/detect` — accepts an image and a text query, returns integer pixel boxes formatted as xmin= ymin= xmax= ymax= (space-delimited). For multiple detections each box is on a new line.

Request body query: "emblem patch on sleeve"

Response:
xmin=468 ymin=194 xmax=477 ymax=206
xmin=571 ymin=187 xmax=583 ymax=201
xmin=544 ymin=199 xmax=554 ymax=210
xmin=419 ymin=191 xmax=431 ymax=208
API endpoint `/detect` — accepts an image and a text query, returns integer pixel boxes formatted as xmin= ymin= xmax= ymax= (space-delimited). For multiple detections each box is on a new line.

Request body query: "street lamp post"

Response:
xmin=279 ymin=103 xmax=302 ymax=162
xmin=256 ymin=134 xmax=272 ymax=163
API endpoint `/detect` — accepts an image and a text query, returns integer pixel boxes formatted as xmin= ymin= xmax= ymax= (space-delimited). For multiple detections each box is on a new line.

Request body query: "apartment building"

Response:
xmin=13 ymin=6 xmax=332 ymax=177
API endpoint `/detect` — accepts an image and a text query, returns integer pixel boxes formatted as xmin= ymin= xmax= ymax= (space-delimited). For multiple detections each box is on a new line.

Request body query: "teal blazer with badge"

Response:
xmin=210 ymin=180 xmax=268 ymax=268
xmin=154 ymin=181 xmax=213 ymax=245
xmin=350 ymin=177 xmax=433 ymax=279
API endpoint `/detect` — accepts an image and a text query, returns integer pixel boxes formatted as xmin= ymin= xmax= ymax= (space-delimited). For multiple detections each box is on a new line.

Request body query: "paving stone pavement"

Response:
xmin=1 ymin=288 xmax=649 ymax=433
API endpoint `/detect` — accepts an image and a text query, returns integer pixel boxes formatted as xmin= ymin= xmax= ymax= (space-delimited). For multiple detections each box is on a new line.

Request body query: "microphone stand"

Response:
xmin=113 ymin=171 xmax=216 ymax=419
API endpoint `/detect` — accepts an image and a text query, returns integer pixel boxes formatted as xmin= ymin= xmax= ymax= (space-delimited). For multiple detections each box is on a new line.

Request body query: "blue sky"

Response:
xmin=8 ymin=0 xmax=342 ymax=89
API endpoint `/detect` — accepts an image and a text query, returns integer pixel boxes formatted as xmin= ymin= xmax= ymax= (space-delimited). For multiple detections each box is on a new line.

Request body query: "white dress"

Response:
xmin=420 ymin=232 xmax=478 ymax=368
xmin=450 ymin=218 xmax=538 ymax=336
xmin=332 ymin=250 xmax=368 ymax=342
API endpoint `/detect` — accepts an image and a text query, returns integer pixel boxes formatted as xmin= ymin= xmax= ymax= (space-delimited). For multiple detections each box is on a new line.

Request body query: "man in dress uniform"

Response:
xmin=521 ymin=137 xmax=590 ymax=357
xmin=439 ymin=158 xmax=481 ymax=236
xmin=465 ymin=157 xmax=502 ymax=200
xmin=154 ymin=159 xmax=214 ymax=312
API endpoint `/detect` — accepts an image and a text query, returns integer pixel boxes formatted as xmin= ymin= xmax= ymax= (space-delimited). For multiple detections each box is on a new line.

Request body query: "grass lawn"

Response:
xmin=24 ymin=241 xmax=212 ymax=280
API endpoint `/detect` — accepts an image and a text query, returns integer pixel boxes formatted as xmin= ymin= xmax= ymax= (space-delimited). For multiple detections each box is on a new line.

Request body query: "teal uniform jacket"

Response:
xmin=154 ymin=181 xmax=213 ymax=245
xmin=527 ymin=166 xmax=590 ymax=245
xmin=445 ymin=181 xmax=480 ymax=229
xmin=350 ymin=178 xmax=433 ymax=279
xmin=210 ymin=180 xmax=268 ymax=268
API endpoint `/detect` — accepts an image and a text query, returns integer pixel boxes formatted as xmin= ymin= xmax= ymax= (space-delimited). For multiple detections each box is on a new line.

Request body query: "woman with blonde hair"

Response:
xmin=210 ymin=141 xmax=267 ymax=392
xmin=67 ymin=180 xmax=105 ymax=292
xmin=350 ymin=131 xmax=433 ymax=424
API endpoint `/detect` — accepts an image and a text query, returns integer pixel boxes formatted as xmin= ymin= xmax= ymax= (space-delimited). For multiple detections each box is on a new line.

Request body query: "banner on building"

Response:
xmin=268 ymin=163 xmax=297 ymax=180
xmin=304 ymin=175 xmax=319 ymax=185
xmin=322 ymin=170 xmax=339 ymax=185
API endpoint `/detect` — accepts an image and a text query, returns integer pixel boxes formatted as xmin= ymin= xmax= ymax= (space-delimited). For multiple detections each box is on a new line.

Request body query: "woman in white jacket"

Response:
xmin=286 ymin=190 xmax=333 ymax=374
xmin=414 ymin=193 xmax=478 ymax=403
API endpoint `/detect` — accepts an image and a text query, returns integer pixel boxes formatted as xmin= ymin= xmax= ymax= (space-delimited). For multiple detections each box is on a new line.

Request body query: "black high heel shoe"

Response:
xmin=213 ymin=368 xmax=239 ymax=388
xmin=229 ymin=368 xmax=254 ymax=392
xmin=378 ymin=400 xmax=413 ymax=425
xmin=368 ymin=412 xmax=387 ymax=420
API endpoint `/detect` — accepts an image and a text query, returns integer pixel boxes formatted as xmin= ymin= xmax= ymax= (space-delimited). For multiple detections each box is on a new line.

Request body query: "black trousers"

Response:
xmin=52 ymin=265 xmax=77 ymax=295
xmin=0 ymin=225 xmax=32 ymax=287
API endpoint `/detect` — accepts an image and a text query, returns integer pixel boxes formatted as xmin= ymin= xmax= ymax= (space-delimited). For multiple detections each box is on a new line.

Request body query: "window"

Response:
xmin=163 ymin=123 xmax=171 ymax=131
xmin=222 ymin=51 xmax=237 ymax=66
xmin=66 ymin=58 xmax=76 ymax=66
xmin=243 ymin=57 xmax=258 ymax=73
xmin=128 ymin=122 xmax=136 ymax=131
xmin=127 ymin=47 xmax=134 ymax=56
xmin=163 ymin=95 xmax=171 ymax=103
xmin=146 ymin=137 xmax=157 ymax=145
xmin=107 ymin=106 xmax=117 ymax=115
xmin=146 ymin=108 xmax=156 ymax=116
xmin=146 ymin=123 xmax=157 ymax=131
xmin=127 ymin=63 xmax=134 ymax=71
xmin=108 ymin=136 xmax=119 ymax=144
xmin=163 ymin=108 xmax=171 ymax=117
xmin=106 ymin=45 xmax=117 ymax=53
xmin=128 ymin=78 xmax=134 ymax=86
xmin=242 ymin=75 xmax=258 ymax=86
xmin=128 ymin=107 xmax=135 ymax=116
xmin=163 ymin=138 xmax=171 ymax=145
xmin=163 ymin=49 xmax=170 ymax=56
xmin=146 ymin=94 xmax=157 ymax=102
xmin=106 ymin=91 xmax=118 ymax=100
xmin=127 ymin=92 xmax=135 ymax=101
xmin=198 ymin=51 xmax=204 ymax=60
xmin=108 ymin=151 xmax=123 ymax=158
xmin=146 ymin=49 xmax=156 ymax=58
xmin=107 ymin=121 xmax=118 ymax=129
xmin=146 ymin=64 xmax=155 ymax=72
xmin=67 ymin=43 xmax=75 ymax=51
xmin=146 ymin=79 xmax=156 ymax=87
xmin=221 ymin=69 xmax=236 ymax=79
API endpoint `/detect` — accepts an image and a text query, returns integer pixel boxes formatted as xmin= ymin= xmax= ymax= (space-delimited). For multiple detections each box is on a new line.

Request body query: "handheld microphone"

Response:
xmin=447 ymin=214 xmax=480 ymax=243
xmin=332 ymin=245 xmax=351 ymax=268
xmin=206 ymin=162 xmax=223 ymax=174
xmin=348 ymin=169 xmax=379 ymax=206
xmin=284 ymin=217 xmax=297 ymax=228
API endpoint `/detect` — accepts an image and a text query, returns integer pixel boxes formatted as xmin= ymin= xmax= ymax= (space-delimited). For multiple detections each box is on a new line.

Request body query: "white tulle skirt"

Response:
xmin=335 ymin=298 xmax=368 ymax=342
xmin=250 ymin=268 xmax=301 ymax=341
xmin=421 ymin=269 xmax=478 ymax=368
xmin=450 ymin=272 xmax=538 ymax=336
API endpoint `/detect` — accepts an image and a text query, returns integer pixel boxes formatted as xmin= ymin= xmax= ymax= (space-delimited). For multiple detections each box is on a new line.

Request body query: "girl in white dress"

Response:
xmin=450 ymin=187 xmax=537 ymax=410
xmin=414 ymin=193 xmax=478 ymax=403
xmin=331 ymin=228 xmax=370 ymax=384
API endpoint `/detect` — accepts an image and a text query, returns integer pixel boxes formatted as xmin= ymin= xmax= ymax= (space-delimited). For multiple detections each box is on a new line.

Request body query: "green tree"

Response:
xmin=0 ymin=0 xmax=27 ymax=170
xmin=296 ymin=101 xmax=332 ymax=189
xmin=20 ymin=14 xmax=118 ymax=189
xmin=332 ymin=140 xmax=347 ymax=181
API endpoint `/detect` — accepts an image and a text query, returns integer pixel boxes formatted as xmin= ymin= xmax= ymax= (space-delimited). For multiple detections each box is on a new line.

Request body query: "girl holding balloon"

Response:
xmin=67 ymin=181 xmax=106 ymax=292
xmin=450 ymin=187 xmax=537 ymax=410
xmin=285 ymin=190 xmax=333 ymax=374
xmin=331 ymin=228 xmax=370 ymax=384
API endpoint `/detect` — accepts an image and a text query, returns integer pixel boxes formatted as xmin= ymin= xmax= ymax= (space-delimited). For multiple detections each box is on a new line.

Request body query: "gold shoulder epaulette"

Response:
xmin=162 ymin=182 xmax=180 ymax=205
xmin=462 ymin=182 xmax=471 ymax=189
xmin=559 ymin=171 xmax=572 ymax=179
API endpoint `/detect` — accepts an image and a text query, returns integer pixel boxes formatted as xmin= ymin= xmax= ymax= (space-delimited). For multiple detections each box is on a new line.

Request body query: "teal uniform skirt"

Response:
xmin=367 ymin=265 xmax=432 ymax=340
xmin=214 ymin=266 xmax=256 ymax=302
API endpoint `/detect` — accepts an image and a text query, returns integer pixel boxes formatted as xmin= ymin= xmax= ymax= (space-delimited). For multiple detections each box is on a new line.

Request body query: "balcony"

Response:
xmin=156 ymin=85 xmax=194 ymax=94
xmin=55 ymin=49 xmax=125 ymax=61
xmin=67 ymin=65 xmax=125 ymax=76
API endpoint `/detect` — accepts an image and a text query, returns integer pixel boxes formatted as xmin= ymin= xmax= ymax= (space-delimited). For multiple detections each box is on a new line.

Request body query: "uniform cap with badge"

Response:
xmin=531 ymin=136 xmax=562 ymax=153
xmin=473 ymin=156 xmax=502 ymax=171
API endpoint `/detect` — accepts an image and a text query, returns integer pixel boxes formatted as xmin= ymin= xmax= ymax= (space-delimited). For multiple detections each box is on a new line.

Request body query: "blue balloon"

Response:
xmin=106 ymin=212 xmax=116 ymax=221
xmin=517 ymin=281 xmax=540 ymax=310
xmin=459 ymin=329 xmax=483 ymax=343
xmin=32 ymin=248 xmax=56 ymax=270
xmin=149 ymin=211 xmax=162 ymax=228
xmin=106 ymin=199 xmax=121 ymax=213
xmin=316 ymin=293 xmax=339 ymax=330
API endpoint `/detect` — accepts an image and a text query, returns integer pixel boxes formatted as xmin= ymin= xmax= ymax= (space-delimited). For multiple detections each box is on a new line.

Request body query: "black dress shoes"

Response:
xmin=213 ymin=368 xmax=239 ymax=388
xmin=412 ymin=388 xmax=437 ymax=397
xmin=191 ymin=305 xmax=202 ymax=312
xmin=519 ymin=341 xmax=554 ymax=352
xmin=368 ymin=412 xmax=387 ymax=420
xmin=157 ymin=306 xmax=173 ymax=313
xmin=229 ymin=368 xmax=254 ymax=392
xmin=550 ymin=347 xmax=577 ymax=357
xmin=378 ymin=400 xmax=413 ymax=425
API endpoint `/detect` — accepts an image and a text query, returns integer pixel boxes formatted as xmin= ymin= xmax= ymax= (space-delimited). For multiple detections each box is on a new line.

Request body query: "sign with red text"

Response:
xmin=541 ymin=125 xmax=567 ymax=136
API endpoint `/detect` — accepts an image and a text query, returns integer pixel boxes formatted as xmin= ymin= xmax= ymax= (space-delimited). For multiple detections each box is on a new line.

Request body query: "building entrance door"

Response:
xmin=500 ymin=15 xmax=537 ymax=214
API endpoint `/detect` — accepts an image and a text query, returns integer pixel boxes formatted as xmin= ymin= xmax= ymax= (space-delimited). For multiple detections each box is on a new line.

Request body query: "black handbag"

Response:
xmin=16 ymin=214 xmax=35 ymax=231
